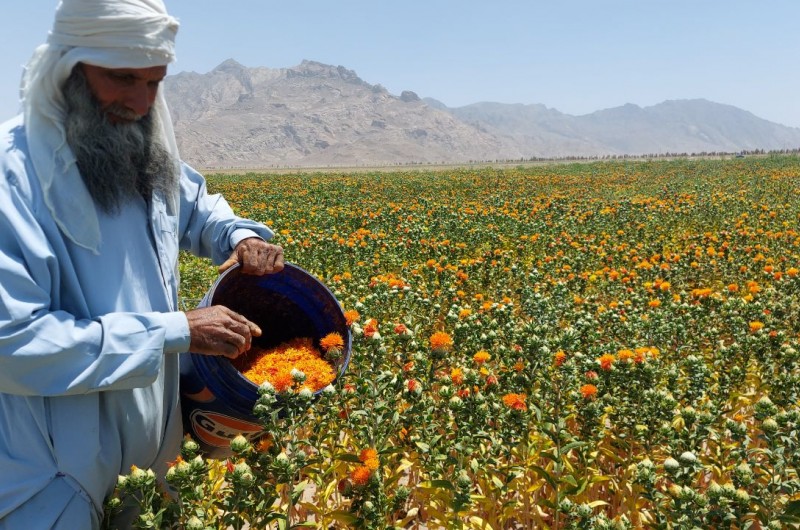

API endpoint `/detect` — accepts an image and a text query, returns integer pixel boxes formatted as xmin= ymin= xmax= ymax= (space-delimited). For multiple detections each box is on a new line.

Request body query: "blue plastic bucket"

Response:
xmin=180 ymin=262 xmax=352 ymax=458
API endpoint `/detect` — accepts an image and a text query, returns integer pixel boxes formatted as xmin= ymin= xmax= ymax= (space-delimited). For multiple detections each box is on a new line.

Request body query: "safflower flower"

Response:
xmin=319 ymin=332 xmax=344 ymax=352
xmin=749 ymin=321 xmax=764 ymax=332
xmin=351 ymin=465 xmax=372 ymax=486
xmin=363 ymin=318 xmax=379 ymax=338
xmin=553 ymin=350 xmax=567 ymax=367
xmin=617 ymin=349 xmax=633 ymax=362
xmin=343 ymin=310 xmax=360 ymax=326
xmin=580 ymin=384 xmax=598 ymax=399
xmin=473 ymin=350 xmax=491 ymax=364
xmin=359 ymin=448 xmax=378 ymax=463
xmin=429 ymin=331 xmax=454 ymax=353
xmin=598 ymin=354 xmax=615 ymax=371
xmin=502 ymin=393 xmax=527 ymax=411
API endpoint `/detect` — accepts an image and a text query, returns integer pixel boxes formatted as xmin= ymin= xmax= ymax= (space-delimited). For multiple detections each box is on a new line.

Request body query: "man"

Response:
xmin=0 ymin=0 xmax=283 ymax=527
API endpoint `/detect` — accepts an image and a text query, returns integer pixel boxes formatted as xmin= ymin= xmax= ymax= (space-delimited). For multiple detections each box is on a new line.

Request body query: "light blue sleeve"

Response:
xmin=177 ymin=164 xmax=275 ymax=264
xmin=0 ymin=169 xmax=190 ymax=397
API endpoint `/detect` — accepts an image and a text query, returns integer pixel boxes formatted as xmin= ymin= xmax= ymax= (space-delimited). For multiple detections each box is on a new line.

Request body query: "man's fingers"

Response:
xmin=186 ymin=305 xmax=262 ymax=358
xmin=248 ymin=320 xmax=262 ymax=337
xmin=218 ymin=253 xmax=238 ymax=273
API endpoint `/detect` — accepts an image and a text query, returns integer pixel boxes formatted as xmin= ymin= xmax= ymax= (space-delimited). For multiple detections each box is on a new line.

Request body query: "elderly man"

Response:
xmin=0 ymin=0 xmax=283 ymax=527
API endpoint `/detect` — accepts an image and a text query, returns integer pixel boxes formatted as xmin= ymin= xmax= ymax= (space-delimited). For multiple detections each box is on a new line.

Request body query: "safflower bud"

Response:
xmin=663 ymin=457 xmax=680 ymax=473
xmin=575 ymin=503 xmax=593 ymax=518
xmin=291 ymin=368 xmax=306 ymax=384
xmin=258 ymin=381 xmax=276 ymax=395
xmin=181 ymin=437 xmax=200 ymax=458
xmin=230 ymin=434 xmax=251 ymax=454
xmin=185 ymin=516 xmax=204 ymax=530
xmin=761 ymin=417 xmax=779 ymax=434
xmin=707 ymin=481 xmax=723 ymax=501
xmin=734 ymin=488 xmax=750 ymax=505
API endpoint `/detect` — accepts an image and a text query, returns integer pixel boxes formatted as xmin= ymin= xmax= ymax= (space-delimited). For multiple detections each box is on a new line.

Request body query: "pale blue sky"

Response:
xmin=2 ymin=1 xmax=798 ymax=127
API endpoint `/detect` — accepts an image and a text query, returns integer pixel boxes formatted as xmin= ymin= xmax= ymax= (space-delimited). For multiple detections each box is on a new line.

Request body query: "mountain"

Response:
xmin=163 ymin=60 xmax=800 ymax=169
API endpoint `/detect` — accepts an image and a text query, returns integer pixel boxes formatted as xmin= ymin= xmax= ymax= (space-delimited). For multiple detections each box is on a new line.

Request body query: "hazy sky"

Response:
xmin=2 ymin=1 xmax=798 ymax=127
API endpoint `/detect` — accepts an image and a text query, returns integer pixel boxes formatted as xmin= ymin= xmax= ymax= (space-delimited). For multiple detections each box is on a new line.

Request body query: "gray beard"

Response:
xmin=62 ymin=67 xmax=178 ymax=215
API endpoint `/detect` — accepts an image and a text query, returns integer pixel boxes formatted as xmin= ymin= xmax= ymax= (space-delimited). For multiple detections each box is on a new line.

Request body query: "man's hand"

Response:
xmin=185 ymin=306 xmax=262 ymax=358
xmin=219 ymin=238 xmax=285 ymax=275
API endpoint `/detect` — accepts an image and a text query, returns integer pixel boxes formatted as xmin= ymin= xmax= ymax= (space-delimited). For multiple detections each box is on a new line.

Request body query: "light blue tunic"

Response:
xmin=0 ymin=115 xmax=274 ymax=528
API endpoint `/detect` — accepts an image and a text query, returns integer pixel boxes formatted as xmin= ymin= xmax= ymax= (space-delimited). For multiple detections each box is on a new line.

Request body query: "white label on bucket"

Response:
xmin=189 ymin=409 xmax=262 ymax=448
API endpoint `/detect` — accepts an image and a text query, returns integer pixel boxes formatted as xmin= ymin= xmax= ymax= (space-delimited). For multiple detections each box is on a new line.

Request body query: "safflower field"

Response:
xmin=108 ymin=155 xmax=800 ymax=529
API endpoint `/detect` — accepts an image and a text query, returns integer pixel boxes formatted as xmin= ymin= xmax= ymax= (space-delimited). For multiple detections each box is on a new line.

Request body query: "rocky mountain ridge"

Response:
xmin=163 ymin=59 xmax=800 ymax=169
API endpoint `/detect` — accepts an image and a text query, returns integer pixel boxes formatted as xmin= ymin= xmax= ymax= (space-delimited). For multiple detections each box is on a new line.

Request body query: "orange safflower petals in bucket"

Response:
xmin=233 ymin=337 xmax=336 ymax=393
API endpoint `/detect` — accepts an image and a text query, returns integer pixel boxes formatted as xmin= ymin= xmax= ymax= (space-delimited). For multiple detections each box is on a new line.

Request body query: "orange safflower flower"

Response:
xmin=344 ymin=310 xmax=360 ymax=326
xmin=430 ymin=331 xmax=454 ymax=352
xmin=634 ymin=347 xmax=650 ymax=364
xmin=256 ymin=436 xmax=274 ymax=453
xmin=580 ymin=384 xmax=598 ymax=399
xmin=271 ymin=371 xmax=294 ymax=393
xmin=513 ymin=360 xmax=525 ymax=372
xmin=598 ymin=354 xmax=615 ymax=371
xmin=648 ymin=299 xmax=661 ymax=308
xmin=617 ymin=349 xmax=633 ymax=362
xmin=359 ymin=448 xmax=378 ymax=463
xmin=351 ymin=465 xmax=372 ymax=486
xmin=554 ymin=350 xmax=567 ymax=367
xmin=473 ymin=350 xmax=491 ymax=364
xmin=749 ymin=321 xmax=764 ymax=333
xmin=320 ymin=332 xmax=344 ymax=352
xmin=363 ymin=319 xmax=379 ymax=338
xmin=502 ymin=393 xmax=527 ymax=411
xmin=451 ymin=368 xmax=464 ymax=385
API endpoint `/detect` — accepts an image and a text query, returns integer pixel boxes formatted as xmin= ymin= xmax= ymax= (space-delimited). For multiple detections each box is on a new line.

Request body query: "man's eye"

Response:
xmin=110 ymin=73 xmax=135 ymax=83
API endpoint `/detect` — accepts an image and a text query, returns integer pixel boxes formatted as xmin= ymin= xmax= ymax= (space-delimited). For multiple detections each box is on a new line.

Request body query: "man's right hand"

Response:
xmin=185 ymin=306 xmax=262 ymax=358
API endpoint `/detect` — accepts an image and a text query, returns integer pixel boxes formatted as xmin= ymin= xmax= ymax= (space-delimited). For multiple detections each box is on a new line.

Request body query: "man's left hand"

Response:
xmin=219 ymin=238 xmax=285 ymax=275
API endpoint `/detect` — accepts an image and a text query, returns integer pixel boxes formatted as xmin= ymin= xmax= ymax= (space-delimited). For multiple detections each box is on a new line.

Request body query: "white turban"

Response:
xmin=20 ymin=0 xmax=180 ymax=253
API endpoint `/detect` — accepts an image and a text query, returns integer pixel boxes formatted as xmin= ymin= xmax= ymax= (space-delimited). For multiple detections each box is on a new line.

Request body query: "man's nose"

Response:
xmin=125 ymin=87 xmax=155 ymax=118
